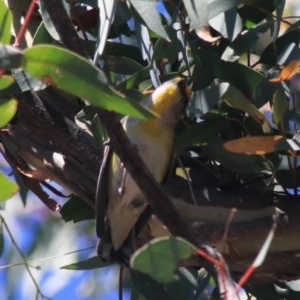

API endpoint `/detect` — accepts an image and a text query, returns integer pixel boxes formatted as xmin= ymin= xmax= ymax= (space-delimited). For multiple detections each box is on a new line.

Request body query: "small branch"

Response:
xmin=0 ymin=215 xmax=52 ymax=300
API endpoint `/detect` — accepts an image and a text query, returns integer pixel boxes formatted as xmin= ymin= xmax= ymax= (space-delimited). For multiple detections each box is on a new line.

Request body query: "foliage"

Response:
xmin=1 ymin=0 xmax=300 ymax=299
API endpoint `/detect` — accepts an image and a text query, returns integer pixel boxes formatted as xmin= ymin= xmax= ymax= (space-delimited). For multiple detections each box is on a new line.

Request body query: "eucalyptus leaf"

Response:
xmin=0 ymin=75 xmax=14 ymax=90
xmin=223 ymin=84 xmax=269 ymax=127
xmin=191 ymin=47 xmax=264 ymax=94
xmin=0 ymin=1 xmax=12 ymax=44
xmin=272 ymin=84 xmax=288 ymax=124
xmin=60 ymin=196 xmax=94 ymax=223
xmin=95 ymin=0 xmax=117 ymax=57
xmin=183 ymin=0 xmax=209 ymax=31
xmin=39 ymin=0 xmax=60 ymax=40
xmin=61 ymin=256 xmax=111 ymax=270
xmin=260 ymin=30 xmax=300 ymax=65
xmin=209 ymin=8 xmax=243 ymax=40
xmin=204 ymin=138 xmax=271 ymax=174
xmin=130 ymin=237 xmax=196 ymax=283
xmin=130 ymin=270 xmax=172 ymax=300
xmin=0 ymin=98 xmax=18 ymax=128
xmin=130 ymin=0 xmax=169 ymax=41
xmin=101 ymin=55 xmax=144 ymax=75
xmin=207 ymin=0 xmax=246 ymax=19
xmin=23 ymin=45 xmax=152 ymax=119
xmin=0 ymin=173 xmax=19 ymax=202
xmin=175 ymin=118 xmax=228 ymax=154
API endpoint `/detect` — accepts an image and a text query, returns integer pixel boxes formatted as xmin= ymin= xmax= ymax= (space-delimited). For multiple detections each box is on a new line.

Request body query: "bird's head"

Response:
xmin=142 ymin=77 xmax=191 ymax=129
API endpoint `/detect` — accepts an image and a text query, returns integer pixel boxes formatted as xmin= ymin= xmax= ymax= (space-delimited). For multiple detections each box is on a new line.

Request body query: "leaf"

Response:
xmin=222 ymin=21 xmax=274 ymax=61
xmin=0 ymin=45 xmax=23 ymax=70
xmin=130 ymin=0 xmax=169 ymax=41
xmin=61 ymin=256 xmax=111 ymax=270
xmin=117 ymin=67 xmax=150 ymax=90
xmin=60 ymin=196 xmax=94 ymax=223
xmin=0 ymin=172 xmax=19 ymax=202
xmin=260 ymin=30 xmax=300 ymax=65
xmin=209 ymin=8 xmax=243 ymax=41
xmin=153 ymin=26 xmax=183 ymax=63
xmin=39 ymin=0 xmax=60 ymax=40
xmin=191 ymin=47 xmax=264 ymax=94
xmin=272 ymin=84 xmax=288 ymax=124
xmin=0 ymin=1 xmax=12 ymax=44
xmin=130 ymin=237 xmax=196 ymax=283
xmin=223 ymin=135 xmax=283 ymax=155
xmin=33 ymin=21 xmax=55 ymax=45
xmin=23 ymin=45 xmax=152 ymax=119
xmin=96 ymin=0 xmax=117 ymax=56
xmin=238 ymin=0 xmax=281 ymax=24
xmin=204 ymin=138 xmax=271 ymax=174
xmin=0 ymin=75 xmax=14 ymax=90
xmin=207 ymin=0 xmax=246 ymax=19
xmin=183 ymin=0 xmax=209 ymax=32
xmin=223 ymin=85 xmax=270 ymax=129
xmin=175 ymin=118 xmax=228 ymax=154
xmin=0 ymin=98 xmax=18 ymax=128
xmin=101 ymin=55 xmax=144 ymax=75
xmin=270 ymin=60 xmax=300 ymax=83
xmin=130 ymin=270 xmax=172 ymax=300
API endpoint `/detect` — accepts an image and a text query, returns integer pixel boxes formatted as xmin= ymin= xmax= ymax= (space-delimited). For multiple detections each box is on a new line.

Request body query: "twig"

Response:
xmin=0 ymin=215 xmax=52 ymax=300
xmin=13 ymin=0 xmax=38 ymax=47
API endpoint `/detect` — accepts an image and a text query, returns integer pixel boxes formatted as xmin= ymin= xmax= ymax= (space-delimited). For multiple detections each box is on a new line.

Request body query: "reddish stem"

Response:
xmin=234 ymin=264 xmax=255 ymax=297
xmin=13 ymin=0 xmax=38 ymax=47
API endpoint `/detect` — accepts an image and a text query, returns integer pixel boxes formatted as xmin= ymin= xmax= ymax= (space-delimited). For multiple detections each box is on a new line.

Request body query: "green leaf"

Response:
xmin=22 ymin=45 xmax=153 ymax=119
xmin=238 ymin=0 xmax=280 ymax=24
xmin=96 ymin=0 xmax=117 ymax=55
xmin=272 ymin=84 xmax=288 ymax=124
xmin=60 ymin=196 xmax=94 ymax=223
xmin=183 ymin=0 xmax=208 ymax=31
xmin=33 ymin=22 xmax=55 ymax=45
xmin=260 ymin=30 xmax=300 ymax=65
xmin=153 ymin=26 xmax=183 ymax=64
xmin=0 ymin=75 xmax=14 ymax=90
xmin=101 ymin=55 xmax=144 ymax=75
xmin=0 ymin=98 xmax=18 ymax=128
xmin=191 ymin=47 xmax=264 ymax=95
xmin=117 ymin=67 xmax=150 ymax=90
xmin=222 ymin=21 xmax=274 ymax=61
xmin=130 ymin=0 xmax=169 ymax=41
xmin=0 ymin=1 xmax=12 ymax=43
xmin=61 ymin=256 xmax=111 ymax=270
xmin=207 ymin=0 xmax=246 ymax=19
xmin=0 ymin=172 xmax=19 ymax=202
xmin=130 ymin=270 xmax=172 ymax=300
xmin=223 ymin=85 xmax=268 ymax=126
xmin=175 ymin=118 xmax=228 ymax=154
xmin=130 ymin=237 xmax=196 ymax=283
xmin=39 ymin=0 xmax=60 ymax=40
xmin=0 ymin=45 xmax=23 ymax=70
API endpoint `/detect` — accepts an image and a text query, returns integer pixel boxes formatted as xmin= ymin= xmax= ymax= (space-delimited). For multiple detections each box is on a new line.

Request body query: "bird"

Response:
xmin=96 ymin=77 xmax=191 ymax=258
